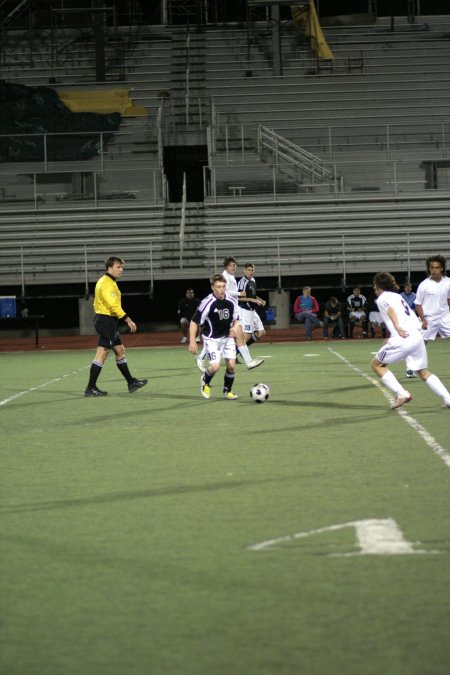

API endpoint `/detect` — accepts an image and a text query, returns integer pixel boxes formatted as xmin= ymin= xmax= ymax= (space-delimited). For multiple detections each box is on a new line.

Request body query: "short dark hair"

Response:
xmin=105 ymin=256 xmax=124 ymax=270
xmin=223 ymin=256 xmax=237 ymax=267
xmin=426 ymin=255 xmax=446 ymax=275
xmin=373 ymin=271 xmax=399 ymax=292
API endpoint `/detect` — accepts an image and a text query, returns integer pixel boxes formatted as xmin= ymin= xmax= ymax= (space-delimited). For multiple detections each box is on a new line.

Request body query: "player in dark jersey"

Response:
xmin=189 ymin=274 xmax=240 ymax=400
xmin=196 ymin=256 xmax=264 ymax=372
xmin=237 ymin=263 xmax=266 ymax=345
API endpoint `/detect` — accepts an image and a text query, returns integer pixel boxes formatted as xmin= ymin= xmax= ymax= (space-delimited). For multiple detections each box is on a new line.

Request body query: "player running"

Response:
xmin=196 ymin=257 xmax=263 ymax=372
xmin=370 ymin=271 xmax=450 ymax=410
xmin=237 ymin=263 xmax=266 ymax=346
xmin=189 ymin=274 xmax=240 ymax=400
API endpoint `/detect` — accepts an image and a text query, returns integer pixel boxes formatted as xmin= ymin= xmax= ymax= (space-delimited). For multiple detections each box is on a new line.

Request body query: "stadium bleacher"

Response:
xmin=0 ymin=7 xmax=450 ymax=290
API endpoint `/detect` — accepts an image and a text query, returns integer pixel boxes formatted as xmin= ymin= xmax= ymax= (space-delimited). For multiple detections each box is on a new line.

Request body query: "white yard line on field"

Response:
xmin=329 ymin=347 xmax=450 ymax=471
xmin=0 ymin=366 xmax=89 ymax=407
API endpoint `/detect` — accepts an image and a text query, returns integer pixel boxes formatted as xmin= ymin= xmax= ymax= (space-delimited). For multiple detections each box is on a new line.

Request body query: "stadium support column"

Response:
xmin=272 ymin=4 xmax=282 ymax=76
xmin=79 ymin=296 xmax=96 ymax=335
xmin=93 ymin=0 xmax=106 ymax=82
xmin=268 ymin=290 xmax=290 ymax=328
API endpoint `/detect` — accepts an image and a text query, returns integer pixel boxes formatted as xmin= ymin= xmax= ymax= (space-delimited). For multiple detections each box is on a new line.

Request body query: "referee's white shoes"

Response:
xmin=391 ymin=393 xmax=412 ymax=409
xmin=247 ymin=358 xmax=264 ymax=370
xmin=196 ymin=357 xmax=206 ymax=373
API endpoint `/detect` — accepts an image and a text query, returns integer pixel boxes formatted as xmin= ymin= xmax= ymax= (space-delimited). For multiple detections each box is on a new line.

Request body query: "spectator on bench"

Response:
xmin=294 ymin=286 xmax=321 ymax=340
xmin=323 ymin=296 xmax=345 ymax=339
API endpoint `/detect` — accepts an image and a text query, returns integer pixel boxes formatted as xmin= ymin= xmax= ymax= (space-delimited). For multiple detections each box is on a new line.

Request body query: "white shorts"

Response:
xmin=422 ymin=312 xmax=450 ymax=341
xmin=375 ymin=331 xmax=427 ymax=372
xmin=349 ymin=311 xmax=366 ymax=321
xmin=369 ymin=311 xmax=384 ymax=325
xmin=240 ymin=308 xmax=264 ymax=334
xmin=202 ymin=336 xmax=236 ymax=364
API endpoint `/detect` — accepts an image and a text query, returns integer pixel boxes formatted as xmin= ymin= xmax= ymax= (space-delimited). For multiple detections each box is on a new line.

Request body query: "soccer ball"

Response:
xmin=250 ymin=383 xmax=270 ymax=403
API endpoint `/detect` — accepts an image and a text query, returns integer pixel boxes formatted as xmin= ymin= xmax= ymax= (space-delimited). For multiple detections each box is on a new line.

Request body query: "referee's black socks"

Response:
xmin=116 ymin=357 xmax=133 ymax=384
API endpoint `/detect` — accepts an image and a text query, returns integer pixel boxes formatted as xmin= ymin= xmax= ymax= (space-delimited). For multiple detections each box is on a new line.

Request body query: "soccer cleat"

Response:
xmin=247 ymin=358 xmax=264 ymax=370
xmin=406 ymin=370 xmax=416 ymax=378
xmin=200 ymin=375 xmax=211 ymax=399
xmin=223 ymin=390 xmax=238 ymax=400
xmin=443 ymin=401 xmax=450 ymax=409
xmin=391 ymin=393 xmax=412 ymax=409
xmin=84 ymin=386 xmax=108 ymax=397
xmin=196 ymin=357 xmax=206 ymax=373
xmin=128 ymin=378 xmax=148 ymax=393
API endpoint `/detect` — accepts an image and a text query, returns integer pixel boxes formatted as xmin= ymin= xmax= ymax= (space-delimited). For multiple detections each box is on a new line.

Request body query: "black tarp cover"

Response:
xmin=0 ymin=82 xmax=122 ymax=161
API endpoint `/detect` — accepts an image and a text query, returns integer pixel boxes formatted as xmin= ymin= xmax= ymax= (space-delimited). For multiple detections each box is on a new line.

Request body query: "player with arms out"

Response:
xmin=84 ymin=256 xmax=148 ymax=397
xmin=370 ymin=271 xmax=450 ymax=410
xmin=414 ymin=255 xmax=450 ymax=342
xmin=189 ymin=274 xmax=240 ymax=400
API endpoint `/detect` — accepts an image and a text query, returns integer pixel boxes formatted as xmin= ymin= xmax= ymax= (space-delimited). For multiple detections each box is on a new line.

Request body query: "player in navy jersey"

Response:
xmin=189 ymin=274 xmax=240 ymax=400
xmin=370 ymin=271 xmax=450 ymax=410
xmin=196 ymin=256 xmax=264 ymax=371
xmin=237 ymin=263 xmax=266 ymax=346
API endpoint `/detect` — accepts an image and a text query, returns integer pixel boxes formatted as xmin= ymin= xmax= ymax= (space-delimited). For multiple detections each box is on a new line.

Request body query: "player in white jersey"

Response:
xmin=196 ymin=256 xmax=264 ymax=372
xmin=370 ymin=272 xmax=450 ymax=410
xmin=414 ymin=255 xmax=450 ymax=341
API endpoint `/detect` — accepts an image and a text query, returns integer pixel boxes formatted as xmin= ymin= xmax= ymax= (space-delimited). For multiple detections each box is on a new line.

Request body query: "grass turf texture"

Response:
xmin=1 ymin=340 xmax=450 ymax=675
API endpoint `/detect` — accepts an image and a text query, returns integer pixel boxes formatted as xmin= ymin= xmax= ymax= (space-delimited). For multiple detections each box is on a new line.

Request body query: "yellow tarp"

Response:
xmin=58 ymin=89 xmax=148 ymax=116
xmin=292 ymin=0 xmax=334 ymax=60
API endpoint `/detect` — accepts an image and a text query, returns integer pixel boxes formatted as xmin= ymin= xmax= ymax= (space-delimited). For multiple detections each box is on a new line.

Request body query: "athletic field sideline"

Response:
xmin=1 ymin=340 xmax=450 ymax=675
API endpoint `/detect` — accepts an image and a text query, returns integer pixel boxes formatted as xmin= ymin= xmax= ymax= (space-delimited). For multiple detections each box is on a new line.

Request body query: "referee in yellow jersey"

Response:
xmin=84 ymin=256 xmax=148 ymax=396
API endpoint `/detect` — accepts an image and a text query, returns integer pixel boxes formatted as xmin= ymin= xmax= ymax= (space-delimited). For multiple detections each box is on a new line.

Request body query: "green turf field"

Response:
xmin=1 ymin=340 xmax=450 ymax=675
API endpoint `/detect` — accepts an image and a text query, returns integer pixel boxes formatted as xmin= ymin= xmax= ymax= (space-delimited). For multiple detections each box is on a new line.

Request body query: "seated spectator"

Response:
xmin=368 ymin=294 xmax=387 ymax=338
xmin=401 ymin=282 xmax=416 ymax=311
xmin=322 ymin=296 xmax=345 ymax=339
xmin=294 ymin=286 xmax=321 ymax=340
xmin=178 ymin=288 xmax=200 ymax=343
xmin=346 ymin=286 xmax=368 ymax=338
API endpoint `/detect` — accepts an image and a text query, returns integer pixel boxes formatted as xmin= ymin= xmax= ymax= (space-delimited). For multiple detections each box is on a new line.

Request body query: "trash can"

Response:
xmin=0 ymin=296 xmax=17 ymax=318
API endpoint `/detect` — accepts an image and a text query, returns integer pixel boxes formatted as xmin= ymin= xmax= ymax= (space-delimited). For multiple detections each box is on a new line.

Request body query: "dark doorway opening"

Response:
xmin=163 ymin=145 xmax=208 ymax=202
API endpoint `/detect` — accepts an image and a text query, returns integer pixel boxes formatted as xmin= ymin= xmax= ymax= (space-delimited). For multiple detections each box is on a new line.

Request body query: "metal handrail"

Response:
xmin=258 ymin=125 xmax=337 ymax=184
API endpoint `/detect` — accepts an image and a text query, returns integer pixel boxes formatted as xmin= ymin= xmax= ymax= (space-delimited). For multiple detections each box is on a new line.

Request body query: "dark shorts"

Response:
xmin=94 ymin=314 xmax=122 ymax=349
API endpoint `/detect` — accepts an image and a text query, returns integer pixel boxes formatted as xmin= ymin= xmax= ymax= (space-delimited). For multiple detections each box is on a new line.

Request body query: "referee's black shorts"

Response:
xmin=94 ymin=314 xmax=122 ymax=349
